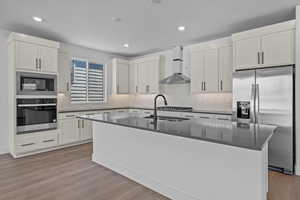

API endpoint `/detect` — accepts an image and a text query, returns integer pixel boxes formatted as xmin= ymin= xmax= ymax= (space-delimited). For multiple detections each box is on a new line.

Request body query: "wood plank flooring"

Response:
xmin=0 ymin=143 xmax=299 ymax=200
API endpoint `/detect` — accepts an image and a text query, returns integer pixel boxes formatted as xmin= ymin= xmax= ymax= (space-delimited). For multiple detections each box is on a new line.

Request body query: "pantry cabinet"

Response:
xmin=190 ymin=37 xmax=232 ymax=93
xmin=232 ymin=20 xmax=295 ymax=70
xmin=13 ymin=34 xmax=59 ymax=73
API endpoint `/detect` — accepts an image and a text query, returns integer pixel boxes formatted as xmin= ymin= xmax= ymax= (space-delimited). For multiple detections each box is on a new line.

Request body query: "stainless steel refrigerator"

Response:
xmin=232 ymin=66 xmax=294 ymax=174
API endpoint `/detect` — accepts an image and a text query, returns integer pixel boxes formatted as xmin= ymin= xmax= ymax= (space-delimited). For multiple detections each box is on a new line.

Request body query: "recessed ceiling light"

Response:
xmin=32 ymin=16 xmax=43 ymax=22
xmin=178 ymin=26 xmax=186 ymax=32
xmin=123 ymin=44 xmax=129 ymax=48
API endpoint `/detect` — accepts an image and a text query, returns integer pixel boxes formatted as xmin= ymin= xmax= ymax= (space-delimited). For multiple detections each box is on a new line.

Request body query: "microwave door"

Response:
xmin=232 ymin=70 xmax=256 ymax=122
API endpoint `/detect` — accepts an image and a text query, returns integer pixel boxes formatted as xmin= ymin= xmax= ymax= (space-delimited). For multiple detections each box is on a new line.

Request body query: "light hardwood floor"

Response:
xmin=0 ymin=143 xmax=299 ymax=200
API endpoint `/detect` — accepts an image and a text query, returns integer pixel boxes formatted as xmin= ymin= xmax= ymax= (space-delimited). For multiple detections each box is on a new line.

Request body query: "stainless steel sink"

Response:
xmin=144 ymin=115 xmax=190 ymax=122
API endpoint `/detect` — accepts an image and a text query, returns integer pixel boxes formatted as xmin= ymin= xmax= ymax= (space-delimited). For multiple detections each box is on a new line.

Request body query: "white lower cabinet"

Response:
xmin=59 ymin=113 xmax=93 ymax=145
xmin=15 ymin=130 xmax=58 ymax=154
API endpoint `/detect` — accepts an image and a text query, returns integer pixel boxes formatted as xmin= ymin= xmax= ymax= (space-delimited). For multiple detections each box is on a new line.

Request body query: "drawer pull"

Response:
xmin=66 ymin=115 xmax=76 ymax=118
xmin=216 ymin=118 xmax=230 ymax=121
xmin=21 ymin=143 xmax=35 ymax=147
xmin=199 ymin=116 xmax=210 ymax=119
xmin=185 ymin=115 xmax=194 ymax=118
xmin=43 ymin=139 xmax=55 ymax=143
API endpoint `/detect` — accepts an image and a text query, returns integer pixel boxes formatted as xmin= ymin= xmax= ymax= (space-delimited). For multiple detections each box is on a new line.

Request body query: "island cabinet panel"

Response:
xmin=92 ymin=122 xmax=269 ymax=200
xmin=59 ymin=117 xmax=80 ymax=144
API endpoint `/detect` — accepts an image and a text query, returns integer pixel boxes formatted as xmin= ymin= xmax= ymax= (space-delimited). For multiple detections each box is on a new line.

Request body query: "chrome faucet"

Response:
xmin=153 ymin=94 xmax=168 ymax=119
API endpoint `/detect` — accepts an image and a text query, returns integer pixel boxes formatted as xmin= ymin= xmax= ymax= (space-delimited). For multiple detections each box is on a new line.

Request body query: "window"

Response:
xmin=71 ymin=58 xmax=105 ymax=103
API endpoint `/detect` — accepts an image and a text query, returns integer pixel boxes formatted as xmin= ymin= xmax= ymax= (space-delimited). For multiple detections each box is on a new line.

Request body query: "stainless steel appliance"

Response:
xmin=17 ymin=72 xmax=57 ymax=96
xmin=17 ymin=98 xmax=57 ymax=134
xmin=232 ymin=66 xmax=294 ymax=174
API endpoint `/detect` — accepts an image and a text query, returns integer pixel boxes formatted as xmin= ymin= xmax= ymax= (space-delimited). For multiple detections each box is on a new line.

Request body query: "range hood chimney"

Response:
xmin=160 ymin=46 xmax=191 ymax=84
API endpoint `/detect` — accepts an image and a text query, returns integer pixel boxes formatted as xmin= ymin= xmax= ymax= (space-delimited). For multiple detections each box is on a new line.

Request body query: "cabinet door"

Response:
xmin=204 ymin=49 xmax=219 ymax=92
xmin=234 ymin=37 xmax=261 ymax=70
xmin=80 ymin=120 xmax=93 ymax=140
xmin=59 ymin=118 xmax=80 ymax=145
xmin=218 ymin=46 xmax=233 ymax=92
xmin=191 ymin=51 xmax=205 ymax=93
xmin=147 ymin=60 xmax=159 ymax=94
xmin=116 ymin=62 xmax=129 ymax=94
xmin=58 ymin=52 xmax=71 ymax=93
xmin=261 ymin=30 xmax=294 ymax=67
xmin=129 ymin=62 xmax=138 ymax=94
xmin=137 ymin=62 xmax=148 ymax=94
xmin=16 ymin=41 xmax=39 ymax=71
xmin=39 ymin=46 xmax=58 ymax=73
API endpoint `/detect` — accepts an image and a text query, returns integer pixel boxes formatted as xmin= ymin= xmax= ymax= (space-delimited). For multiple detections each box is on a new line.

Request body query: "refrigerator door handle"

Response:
xmin=256 ymin=84 xmax=260 ymax=115
xmin=250 ymin=84 xmax=256 ymax=123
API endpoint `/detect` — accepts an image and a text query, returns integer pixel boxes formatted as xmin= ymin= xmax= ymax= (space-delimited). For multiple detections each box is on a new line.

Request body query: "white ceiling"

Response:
xmin=0 ymin=0 xmax=298 ymax=57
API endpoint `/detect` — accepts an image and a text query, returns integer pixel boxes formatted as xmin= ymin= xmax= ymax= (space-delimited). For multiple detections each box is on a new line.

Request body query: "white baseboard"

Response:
xmin=92 ymin=154 xmax=198 ymax=200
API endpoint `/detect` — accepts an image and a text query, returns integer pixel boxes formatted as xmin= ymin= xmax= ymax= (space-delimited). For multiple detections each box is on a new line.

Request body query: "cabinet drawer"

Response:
xmin=16 ymin=130 xmax=58 ymax=153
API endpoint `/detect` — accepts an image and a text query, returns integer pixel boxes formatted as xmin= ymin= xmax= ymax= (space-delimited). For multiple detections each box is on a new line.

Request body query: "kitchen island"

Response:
xmin=79 ymin=112 xmax=275 ymax=200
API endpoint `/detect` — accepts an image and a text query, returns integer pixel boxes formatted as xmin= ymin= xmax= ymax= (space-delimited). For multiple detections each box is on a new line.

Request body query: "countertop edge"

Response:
xmin=78 ymin=116 xmax=275 ymax=151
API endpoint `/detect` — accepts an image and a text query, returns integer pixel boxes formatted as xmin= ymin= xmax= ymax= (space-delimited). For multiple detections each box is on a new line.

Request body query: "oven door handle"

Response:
xmin=17 ymin=104 xmax=57 ymax=107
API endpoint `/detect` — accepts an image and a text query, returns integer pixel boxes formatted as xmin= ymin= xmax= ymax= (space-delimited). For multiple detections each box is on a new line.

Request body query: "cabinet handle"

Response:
xmin=262 ymin=52 xmax=264 ymax=64
xmin=185 ymin=115 xmax=194 ymax=118
xmin=36 ymin=58 xmax=38 ymax=69
xmin=43 ymin=139 xmax=55 ymax=143
xmin=258 ymin=52 xmax=260 ymax=64
xmin=66 ymin=82 xmax=70 ymax=92
xmin=136 ymin=86 xmax=138 ymax=93
xmin=201 ymin=82 xmax=204 ymax=91
xmin=216 ymin=118 xmax=230 ymax=121
xmin=82 ymin=120 xmax=84 ymax=128
xmin=204 ymin=82 xmax=206 ymax=91
xmin=39 ymin=58 xmax=42 ymax=69
xmin=220 ymin=80 xmax=223 ymax=91
xmin=21 ymin=143 xmax=35 ymax=147
xmin=117 ymin=85 xmax=119 ymax=93
xmin=146 ymin=85 xmax=149 ymax=93
xmin=65 ymin=114 xmax=75 ymax=118
xmin=78 ymin=120 xmax=80 ymax=128
xmin=199 ymin=116 xmax=210 ymax=119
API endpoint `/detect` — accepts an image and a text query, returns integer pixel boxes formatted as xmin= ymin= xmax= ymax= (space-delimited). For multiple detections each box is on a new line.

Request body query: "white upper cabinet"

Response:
xmin=233 ymin=37 xmax=261 ymax=70
xmin=10 ymin=33 xmax=60 ymax=73
xmin=134 ymin=56 xmax=160 ymax=94
xmin=112 ymin=59 xmax=129 ymax=94
xmin=191 ymin=51 xmax=205 ymax=93
xmin=218 ymin=46 xmax=233 ymax=92
xmin=232 ymin=20 xmax=295 ymax=71
xmin=261 ymin=30 xmax=294 ymax=67
xmin=204 ymin=49 xmax=219 ymax=92
xmin=16 ymin=41 xmax=39 ymax=71
xmin=58 ymin=51 xmax=71 ymax=93
xmin=190 ymin=37 xmax=232 ymax=93
xmin=38 ymin=45 xmax=58 ymax=73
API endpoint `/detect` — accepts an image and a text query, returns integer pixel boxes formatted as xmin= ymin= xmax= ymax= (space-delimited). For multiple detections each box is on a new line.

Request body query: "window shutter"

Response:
xmin=71 ymin=59 xmax=87 ymax=103
xmin=88 ymin=63 xmax=104 ymax=103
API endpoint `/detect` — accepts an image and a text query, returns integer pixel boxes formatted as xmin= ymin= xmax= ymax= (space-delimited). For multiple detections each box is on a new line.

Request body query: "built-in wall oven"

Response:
xmin=17 ymin=98 xmax=57 ymax=134
xmin=17 ymin=72 xmax=57 ymax=96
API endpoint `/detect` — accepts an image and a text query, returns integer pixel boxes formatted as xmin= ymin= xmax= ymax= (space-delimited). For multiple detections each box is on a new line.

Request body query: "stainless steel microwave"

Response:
xmin=17 ymin=72 xmax=57 ymax=96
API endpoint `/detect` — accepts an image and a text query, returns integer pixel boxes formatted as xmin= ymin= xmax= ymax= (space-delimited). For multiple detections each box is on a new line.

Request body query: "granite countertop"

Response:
xmin=78 ymin=112 xmax=276 ymax=151
xmin=59 ymin=107 xmax=232 ymax=115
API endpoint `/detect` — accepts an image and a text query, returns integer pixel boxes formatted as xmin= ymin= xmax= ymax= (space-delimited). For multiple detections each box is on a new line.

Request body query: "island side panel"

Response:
xmin=92 ymin=122 xmax=268 ymax=200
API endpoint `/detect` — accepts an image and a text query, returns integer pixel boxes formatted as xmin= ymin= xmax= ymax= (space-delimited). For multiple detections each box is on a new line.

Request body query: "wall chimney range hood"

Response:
xmin=160 ymin=46 xmax=191 ymax=84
